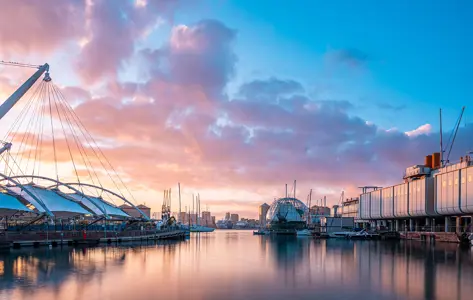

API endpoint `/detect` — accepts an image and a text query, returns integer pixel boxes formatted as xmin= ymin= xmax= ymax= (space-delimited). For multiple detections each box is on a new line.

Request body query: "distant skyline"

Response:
xmin=0 ymin=1 xmax=472 ymax=219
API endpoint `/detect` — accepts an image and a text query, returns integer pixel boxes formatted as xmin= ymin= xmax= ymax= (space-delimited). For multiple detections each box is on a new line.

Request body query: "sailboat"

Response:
xmin=189 ymin=194 xmax=215 ymax=233
xmin=296 ymin=188 xmax=314 ymax=236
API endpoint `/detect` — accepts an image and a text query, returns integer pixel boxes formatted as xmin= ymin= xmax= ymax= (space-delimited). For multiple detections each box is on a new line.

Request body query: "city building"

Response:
xmin=178 ymin=211 xmax=187 ymax=223
xmin=211 ymin=216 xmax=216 ymax=225
xmin=230 ymin=213 xmax=239 ymax=223
xmin=119 ymin=204 xmax=151 ymax=218
xmin=201 ymin=211 xmax=212 ymax=226
xmin=225 ymin=212 xmax=231 ymax=220
xmin=258 ymin=203 xmax=270 ymax=226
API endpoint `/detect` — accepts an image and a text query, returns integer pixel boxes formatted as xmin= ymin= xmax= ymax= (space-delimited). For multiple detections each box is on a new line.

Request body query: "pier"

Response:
xmin=0 ymin=229 xmax=187 ymax=249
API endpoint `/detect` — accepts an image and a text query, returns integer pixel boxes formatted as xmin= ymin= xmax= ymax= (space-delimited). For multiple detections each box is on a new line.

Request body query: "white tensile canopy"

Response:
xmin=65 ymin=193 xmax=130 ymax=218
xmin=6 ymin=185 xmax=91 ymax=217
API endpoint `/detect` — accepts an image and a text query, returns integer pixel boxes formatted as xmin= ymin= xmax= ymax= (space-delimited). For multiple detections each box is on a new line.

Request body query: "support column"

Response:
xmin=445 ymin=216 xmax=451 ymax=233
xmin=425 ymin=217 xmax=430 ymax=230
xmin=456 ymin=217 xmax=461 ymax=234
xmin=395 ymin=220 xmax=399 ymax=232
xmin=409 ymin=219 xmax=414 ymax=232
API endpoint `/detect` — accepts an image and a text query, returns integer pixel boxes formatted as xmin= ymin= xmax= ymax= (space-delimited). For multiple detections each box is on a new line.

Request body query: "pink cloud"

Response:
xmin=3 ymin=10 xmax=473 ymax=218
xmin=0 ymin=0 xmax=85 ymax=56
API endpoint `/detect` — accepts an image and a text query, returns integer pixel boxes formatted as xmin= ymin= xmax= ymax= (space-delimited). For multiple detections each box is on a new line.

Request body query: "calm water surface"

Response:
xmin=1 ymin=230 xmax=473 ymax=300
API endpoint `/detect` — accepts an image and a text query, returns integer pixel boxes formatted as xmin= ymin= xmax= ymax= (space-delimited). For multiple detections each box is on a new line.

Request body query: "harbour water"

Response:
xmin=1 ymin=230 xmax=473 ymax=300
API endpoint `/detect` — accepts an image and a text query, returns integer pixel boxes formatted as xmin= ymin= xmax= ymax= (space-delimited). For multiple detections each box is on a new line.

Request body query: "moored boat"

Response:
xmin=296 ymin=229 xmax=313 ymax=236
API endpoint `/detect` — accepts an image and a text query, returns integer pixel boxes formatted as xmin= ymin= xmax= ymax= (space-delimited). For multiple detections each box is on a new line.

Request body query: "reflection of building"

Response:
xmin=267 ymin=197 xmax=308 ymax=232
xmin=119 ymin=204 xmax=151 ymax=218
xmin=201 ymin=211 xmax=212 ymax=226
xmin=225 ymin=212 xmax=231 ymax=220
xmin=258 ymin=203 xmax=270 ymax=225
xmin=230 ymin=214 xmax=239 ymax=223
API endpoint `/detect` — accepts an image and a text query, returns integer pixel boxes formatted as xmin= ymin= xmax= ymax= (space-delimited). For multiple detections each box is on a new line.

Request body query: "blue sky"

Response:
xmin=173 ymin=0 xmax=473 ymax=131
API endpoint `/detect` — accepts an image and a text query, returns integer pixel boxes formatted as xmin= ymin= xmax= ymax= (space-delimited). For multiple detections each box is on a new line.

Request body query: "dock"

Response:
xmin=0 ymin=229 xmax=187 ymax=249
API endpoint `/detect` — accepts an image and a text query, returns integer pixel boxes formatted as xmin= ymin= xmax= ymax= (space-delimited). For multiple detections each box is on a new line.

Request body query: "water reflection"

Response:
xmin=0 ymin=232 xmax=473 ymax=299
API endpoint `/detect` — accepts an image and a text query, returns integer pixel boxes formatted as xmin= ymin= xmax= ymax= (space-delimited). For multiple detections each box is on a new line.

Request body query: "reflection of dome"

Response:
xmin=267 ymin=197 xmax=308 ymax=223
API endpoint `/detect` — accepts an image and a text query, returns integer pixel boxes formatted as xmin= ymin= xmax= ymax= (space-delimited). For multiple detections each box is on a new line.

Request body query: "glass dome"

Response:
xmin=267 ymin=197 xmax=308 ymax=223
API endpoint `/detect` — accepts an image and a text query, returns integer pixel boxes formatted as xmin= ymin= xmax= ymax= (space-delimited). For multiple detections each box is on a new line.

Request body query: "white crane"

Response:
xmin=0 ymin=62 xmax=50 ymax=121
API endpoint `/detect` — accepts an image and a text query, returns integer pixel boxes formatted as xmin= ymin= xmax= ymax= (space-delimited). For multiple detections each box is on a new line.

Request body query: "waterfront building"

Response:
xmin=267 ymin=197 xmax=308 ymax=232
xmin=258 ymin=203 xmax=270 ymax=226
xmin=341 ymin=197 xmax=359 ymax=219
xmin=358 ymin=152 xmax=473 ymax=233
xmin=332 ymin=205 xmax=340 ymax=217
xmin=230 ymin=213 xmax=239 ymax=223
xmin=225 ymin=212 xmax=231 ymax=220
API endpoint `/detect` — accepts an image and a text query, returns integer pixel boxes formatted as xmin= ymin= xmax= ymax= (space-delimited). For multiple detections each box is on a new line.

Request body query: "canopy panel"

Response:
xmin=66 ymin=193 xmax=130 ymax=218
xmin=6 ymin=185 xmax=91 ymax=216
xmin=0 ymin=192 xmax=32 ymax=216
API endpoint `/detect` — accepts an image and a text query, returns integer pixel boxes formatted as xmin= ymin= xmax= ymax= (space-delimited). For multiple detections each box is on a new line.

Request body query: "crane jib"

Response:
xmin=0 ymin=63 xmax=49 ymax=121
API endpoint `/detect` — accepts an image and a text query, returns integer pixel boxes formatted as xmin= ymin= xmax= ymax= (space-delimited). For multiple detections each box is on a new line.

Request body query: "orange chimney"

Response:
xmin=425 ymin=155 xmax=433 ymax=168
xmin=432 ymin=152 xmax=441 ymax=169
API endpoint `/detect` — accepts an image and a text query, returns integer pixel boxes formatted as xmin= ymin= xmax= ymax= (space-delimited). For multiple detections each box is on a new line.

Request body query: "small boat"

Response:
xmin=190 ymin=225 xmax=215 ymax=232
xmin=253 ymin=228 xmax=269 ymax=235
xmin=296 ymin=229 xmax=313 ymax=236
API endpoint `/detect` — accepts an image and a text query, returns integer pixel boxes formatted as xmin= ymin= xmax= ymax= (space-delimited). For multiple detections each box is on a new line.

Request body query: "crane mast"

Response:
xmin=0 ymin=63 xmax=50 ymax=121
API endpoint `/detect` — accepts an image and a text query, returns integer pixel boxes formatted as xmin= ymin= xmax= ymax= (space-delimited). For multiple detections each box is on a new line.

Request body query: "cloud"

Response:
xmin=141 ymin=19 xmax=237 ymax=99
xmin=76 ymin=0 xmax=185 ymax=83
xmin=4 ymin=11 xmax=470 ymax=218
xmin=405 ymin=124 xmax=432 ymax=137
xmin=0 ymin=0 xmax=86 ymax=56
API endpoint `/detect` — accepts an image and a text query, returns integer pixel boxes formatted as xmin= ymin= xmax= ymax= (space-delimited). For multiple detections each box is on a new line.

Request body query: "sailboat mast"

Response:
xmin=308 ymin=189 xmax=312 ymax=225
xmin=294 ymin=180 xmax=296 ymax=199
xmin=178 ymin=183 xmax=181 ymax=223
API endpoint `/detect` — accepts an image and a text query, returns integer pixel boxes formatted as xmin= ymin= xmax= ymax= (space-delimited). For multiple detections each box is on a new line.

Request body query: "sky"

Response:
xmin=0 ymin=0 xmax=472 ymax=219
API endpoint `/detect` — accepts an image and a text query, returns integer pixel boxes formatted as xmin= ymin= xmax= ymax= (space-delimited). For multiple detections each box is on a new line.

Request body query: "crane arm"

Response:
xmin=446 ymin=106 xmax=465 ymax=163
xmin=0 ymin=63 xmax=49 ymax=121
xmin=0 ymin=142 xmax=12 ymax=155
